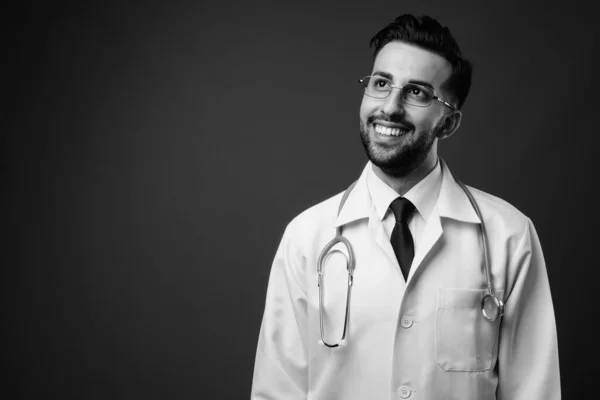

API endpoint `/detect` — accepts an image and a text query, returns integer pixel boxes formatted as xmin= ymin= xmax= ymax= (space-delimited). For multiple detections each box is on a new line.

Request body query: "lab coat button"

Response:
xmin=401 ymin=316 xmax=413 ymax=328
xmin=397 ymin=386 xmax=411 ymax=398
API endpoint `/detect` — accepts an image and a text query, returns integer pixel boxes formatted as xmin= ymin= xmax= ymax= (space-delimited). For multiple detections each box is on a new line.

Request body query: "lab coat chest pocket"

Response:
xmin=435 ymin=288 xmax=503 ymax=372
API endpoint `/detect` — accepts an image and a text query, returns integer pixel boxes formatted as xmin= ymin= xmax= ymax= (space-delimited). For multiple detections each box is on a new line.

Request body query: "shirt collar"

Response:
xmin=367 ymin=160 xmax=442 ymax=223
xmin=333 ymin=159 xmax=481 ymax=228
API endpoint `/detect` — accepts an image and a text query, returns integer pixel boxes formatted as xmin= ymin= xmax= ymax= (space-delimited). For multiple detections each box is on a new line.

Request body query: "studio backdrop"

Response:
xmin=2 ymin=0 xmax=599 ymax=398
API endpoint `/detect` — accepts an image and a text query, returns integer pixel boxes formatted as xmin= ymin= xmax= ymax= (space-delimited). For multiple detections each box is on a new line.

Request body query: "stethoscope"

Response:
xmin=317 ymin=177 xmax=505 ymax=348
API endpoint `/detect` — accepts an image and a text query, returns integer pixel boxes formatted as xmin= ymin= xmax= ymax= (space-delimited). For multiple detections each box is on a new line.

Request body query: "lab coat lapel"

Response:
xmin=408 ymin=210 xmax=442 ymax=281
xmin=370 ymin=209 xmax=400 ymax=274
xmin=407 ymin=160 xmax=480 ymax=281
xmin=333 ymin=163 xmax=405 ymax=284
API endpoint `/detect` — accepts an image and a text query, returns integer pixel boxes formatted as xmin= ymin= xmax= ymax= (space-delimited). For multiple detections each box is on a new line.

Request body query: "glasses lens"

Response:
xmin=401 ymin=83 xmax=434 ymax=107
xmin=361 ymin=76 xmax=390 ymax=99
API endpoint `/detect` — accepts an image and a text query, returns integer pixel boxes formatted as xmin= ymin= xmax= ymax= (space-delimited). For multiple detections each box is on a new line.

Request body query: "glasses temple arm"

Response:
xmin=434 ymin=96 xmax=456 ymax=110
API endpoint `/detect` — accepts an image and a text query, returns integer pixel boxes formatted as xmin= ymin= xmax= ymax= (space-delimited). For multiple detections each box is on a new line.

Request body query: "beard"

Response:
xmin=359 ymin=116 xmax=442 ymax=178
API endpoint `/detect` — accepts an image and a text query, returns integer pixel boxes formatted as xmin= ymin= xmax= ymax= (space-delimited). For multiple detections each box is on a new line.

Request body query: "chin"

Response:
xmin=361 ymin=130 xmax=435 ymax=179
xmin=371 ymin=155 xmax=419 ymax=178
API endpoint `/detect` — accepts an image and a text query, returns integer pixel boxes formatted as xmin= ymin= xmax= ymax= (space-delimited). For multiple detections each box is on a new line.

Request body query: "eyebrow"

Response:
xmin=407 ymin=79 xmax=435 ymax=91
xmin=372 ymin=70 xmax=435 ymax=91
xmin=372 ymin=70 xmax=394 ymax=81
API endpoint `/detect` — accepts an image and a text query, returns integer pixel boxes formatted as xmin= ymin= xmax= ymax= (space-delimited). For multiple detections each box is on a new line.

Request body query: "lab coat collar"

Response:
xmin=437 ymin=159 xmax=481 ymax=224
xmin=333 ymin=163 xmax=373 ymax=228
xmin=333 ymin=160 xmax=480 ymax=228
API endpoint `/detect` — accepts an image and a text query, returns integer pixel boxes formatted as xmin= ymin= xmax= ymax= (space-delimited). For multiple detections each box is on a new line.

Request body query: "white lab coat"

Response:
xmin=251 ymin=161 xmax=560 ymax=400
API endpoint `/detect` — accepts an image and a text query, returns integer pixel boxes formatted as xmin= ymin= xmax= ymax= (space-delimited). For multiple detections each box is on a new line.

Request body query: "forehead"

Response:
xmin=372 ymin=41 xmax=452 ymax=89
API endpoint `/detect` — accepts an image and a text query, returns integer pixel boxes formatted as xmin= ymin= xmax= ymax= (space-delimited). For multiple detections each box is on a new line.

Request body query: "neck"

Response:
xmin=372 ymin=155 xmax=438 ymax=196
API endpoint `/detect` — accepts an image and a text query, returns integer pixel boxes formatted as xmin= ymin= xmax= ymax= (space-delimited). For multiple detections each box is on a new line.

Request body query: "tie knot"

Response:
xmin=390 ymin=197 xmax=415 ymax=223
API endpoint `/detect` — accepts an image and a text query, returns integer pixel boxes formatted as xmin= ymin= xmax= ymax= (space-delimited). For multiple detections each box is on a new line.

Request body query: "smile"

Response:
xmin=374 ymin=123 xmax=411 ymax=137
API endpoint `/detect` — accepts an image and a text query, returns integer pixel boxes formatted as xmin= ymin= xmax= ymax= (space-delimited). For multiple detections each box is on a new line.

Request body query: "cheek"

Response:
xmin=411 ymin=110 xmax=442 ymax=131
xmin=359 ymin=98 xmax=378 ymax=121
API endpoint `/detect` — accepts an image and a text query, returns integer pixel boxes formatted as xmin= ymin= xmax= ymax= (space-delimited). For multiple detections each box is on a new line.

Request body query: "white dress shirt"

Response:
xmin=367 ymin=160 xmax=442 ymax=260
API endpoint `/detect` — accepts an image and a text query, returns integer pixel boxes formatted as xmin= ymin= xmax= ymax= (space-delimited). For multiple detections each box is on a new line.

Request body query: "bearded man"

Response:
xmin=251 ymin=14 xmax=560 ymax=400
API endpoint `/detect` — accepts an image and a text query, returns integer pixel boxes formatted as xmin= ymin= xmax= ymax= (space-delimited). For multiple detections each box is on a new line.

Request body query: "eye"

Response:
xmin=371 ymin=77 xmax=391 ymax=90
xmin=403 ymin=84 xmax=432 ymax=102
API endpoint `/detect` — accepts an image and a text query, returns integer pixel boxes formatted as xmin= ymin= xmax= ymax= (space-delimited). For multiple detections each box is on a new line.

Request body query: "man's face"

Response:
xmin=359 ymin=41 xmax=453 ymax=177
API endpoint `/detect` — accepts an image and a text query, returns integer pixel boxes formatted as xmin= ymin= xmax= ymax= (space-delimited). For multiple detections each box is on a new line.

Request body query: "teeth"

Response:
xmin=374 ymin=124 xmax=407 ymax=137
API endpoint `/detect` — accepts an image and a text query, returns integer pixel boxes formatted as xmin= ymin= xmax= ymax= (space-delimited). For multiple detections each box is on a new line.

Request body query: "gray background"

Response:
xmin=2 ymin=0 xmax=598 ymax=398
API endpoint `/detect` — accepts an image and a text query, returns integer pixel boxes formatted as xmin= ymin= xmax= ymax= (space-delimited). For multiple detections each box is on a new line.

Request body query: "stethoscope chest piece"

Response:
xmin=481 ymin=293 xmax=504 ymax=322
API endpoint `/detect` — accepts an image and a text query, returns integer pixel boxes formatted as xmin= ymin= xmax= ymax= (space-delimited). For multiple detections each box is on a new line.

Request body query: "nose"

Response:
xmin=380 ymin=88 xmax=406 ymax=117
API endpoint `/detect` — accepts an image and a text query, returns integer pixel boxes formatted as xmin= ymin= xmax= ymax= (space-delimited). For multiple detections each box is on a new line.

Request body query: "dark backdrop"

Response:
xmin=2 ymin=0 xmax=599 ymax=398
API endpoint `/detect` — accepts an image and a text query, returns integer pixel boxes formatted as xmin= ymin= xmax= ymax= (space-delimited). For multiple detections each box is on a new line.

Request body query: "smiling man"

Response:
xmin=251 ymin=14 xmax=560 ymax=400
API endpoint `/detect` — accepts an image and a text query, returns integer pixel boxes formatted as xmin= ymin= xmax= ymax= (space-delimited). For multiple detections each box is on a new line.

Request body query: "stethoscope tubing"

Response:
xmin=456 ymin=179 xmax=505 ymax=322
xmin=317 ymin=180 xmax=358 ymax=348
xmin=317 ymin=173 xmax=504 ymax=348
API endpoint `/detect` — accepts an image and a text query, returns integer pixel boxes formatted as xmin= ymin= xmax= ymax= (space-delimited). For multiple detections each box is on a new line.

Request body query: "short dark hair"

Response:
xmin=369 ymin=14 xmax=473 ymax=109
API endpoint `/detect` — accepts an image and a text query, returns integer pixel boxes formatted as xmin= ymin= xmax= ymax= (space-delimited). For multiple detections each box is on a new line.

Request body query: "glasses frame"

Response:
xmin=359 ymin=75 xmax=456 ymax=111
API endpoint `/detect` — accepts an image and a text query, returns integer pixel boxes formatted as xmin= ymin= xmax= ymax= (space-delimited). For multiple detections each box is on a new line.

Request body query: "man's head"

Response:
xmin=370 ymin=15 xmax=472 ymax=110
xmin=359 ymin=14 xmax=472 ymax=178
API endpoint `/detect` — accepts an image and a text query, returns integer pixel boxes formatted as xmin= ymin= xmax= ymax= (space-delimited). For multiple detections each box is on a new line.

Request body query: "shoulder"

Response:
xmin=272 ymin=190 xmax=347 ymax=258
xmin=461 ymin=186 xmax=545 ymax=275
xmin=467 ymin=185 xmax=531 ymax=235
xmin=285 ymin=190 xmax=345 ymax=237
xmin=279 ymin=163 xmax=370 ymax=250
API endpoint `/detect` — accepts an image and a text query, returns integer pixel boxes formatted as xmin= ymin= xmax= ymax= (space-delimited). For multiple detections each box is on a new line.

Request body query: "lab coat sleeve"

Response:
xmin=250 ymin=224 xmax=309 ymax=400
xmin=497 ymin=219 xmax=561 ymax=399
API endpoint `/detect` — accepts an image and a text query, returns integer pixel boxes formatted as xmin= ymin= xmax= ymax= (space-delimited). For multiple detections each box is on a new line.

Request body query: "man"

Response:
xmin=251 ymin=14 xmax=560 ymax=400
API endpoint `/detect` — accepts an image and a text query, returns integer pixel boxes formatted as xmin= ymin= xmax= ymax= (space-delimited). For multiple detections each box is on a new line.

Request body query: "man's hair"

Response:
xmin=370 ymin=14 xmax=473 ymax=110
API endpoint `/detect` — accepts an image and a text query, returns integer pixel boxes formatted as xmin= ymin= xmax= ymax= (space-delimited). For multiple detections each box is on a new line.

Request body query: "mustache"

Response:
xmin=367 ymin=114 xmax=414 ymax=130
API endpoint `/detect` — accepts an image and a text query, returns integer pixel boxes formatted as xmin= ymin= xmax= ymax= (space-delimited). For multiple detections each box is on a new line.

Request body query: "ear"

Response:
xmin=435 ymin=111 xmax=462 ymax=140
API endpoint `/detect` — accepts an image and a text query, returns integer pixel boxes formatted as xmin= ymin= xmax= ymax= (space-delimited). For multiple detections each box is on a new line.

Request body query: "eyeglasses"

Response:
xmin=359 ymin=75 xmax=456 ymax=110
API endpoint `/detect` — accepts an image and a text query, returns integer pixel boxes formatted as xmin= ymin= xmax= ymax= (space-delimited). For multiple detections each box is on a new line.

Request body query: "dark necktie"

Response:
xmin=390 ymin=197 xmax=415 ymax=280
